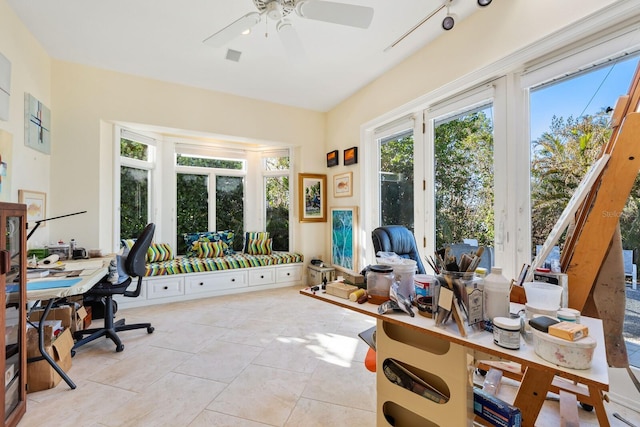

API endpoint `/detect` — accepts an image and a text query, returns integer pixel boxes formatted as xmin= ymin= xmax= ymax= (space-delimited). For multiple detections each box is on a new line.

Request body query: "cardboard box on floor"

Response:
xmin=29 ymin=303 xmax=88 ymax=334
xmin=26 ymin=328 xmax=73 ymax=393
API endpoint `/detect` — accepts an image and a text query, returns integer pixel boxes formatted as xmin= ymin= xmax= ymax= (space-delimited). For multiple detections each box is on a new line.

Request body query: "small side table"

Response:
xmin=307 ymin=264 xmax=335 ymax=286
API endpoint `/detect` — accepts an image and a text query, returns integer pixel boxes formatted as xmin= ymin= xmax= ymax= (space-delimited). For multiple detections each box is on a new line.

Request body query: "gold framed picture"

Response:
xmin=298 ymin=173 xmax=327 ymax=222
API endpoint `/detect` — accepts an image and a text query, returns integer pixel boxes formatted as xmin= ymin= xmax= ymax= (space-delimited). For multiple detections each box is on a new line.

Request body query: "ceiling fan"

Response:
xmin=203 ymin=0 xmax=374 ymax=58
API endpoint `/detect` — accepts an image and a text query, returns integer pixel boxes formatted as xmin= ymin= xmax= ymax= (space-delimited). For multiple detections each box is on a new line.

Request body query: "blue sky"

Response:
xmin=530 ymin=55 xmax=639 ymax=141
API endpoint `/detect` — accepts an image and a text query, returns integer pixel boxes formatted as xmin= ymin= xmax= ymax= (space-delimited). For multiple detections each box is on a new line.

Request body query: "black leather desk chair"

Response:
xmin=371 ymin=225 xmax=426 ymax=274
xmin=73 ymin=223 xmax=155 ymax=353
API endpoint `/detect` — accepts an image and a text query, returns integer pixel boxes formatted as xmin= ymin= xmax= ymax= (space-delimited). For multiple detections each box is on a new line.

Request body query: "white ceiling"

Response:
xmin=7 ymin=0 xmax=485 ymax=112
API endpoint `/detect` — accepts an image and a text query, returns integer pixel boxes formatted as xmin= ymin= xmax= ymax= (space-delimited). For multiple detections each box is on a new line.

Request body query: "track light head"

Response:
xmin=442 ymin=14 xmax=455 ymax=31
xmin=477 ymin=0 xmax=492 ymax=6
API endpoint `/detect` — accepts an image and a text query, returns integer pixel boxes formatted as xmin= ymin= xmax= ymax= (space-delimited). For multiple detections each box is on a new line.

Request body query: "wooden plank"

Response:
xmin=559 ymin=390 xmax=580 ymax=427
xmin=514 ymin=368 xmax=554 ymax=427
xmin=566 ymin=113 xmax=640 ymax=310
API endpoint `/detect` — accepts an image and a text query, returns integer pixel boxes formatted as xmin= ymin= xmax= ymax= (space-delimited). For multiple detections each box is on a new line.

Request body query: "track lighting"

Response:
xmin=442 ymin=0 xmax=455 ymax=31
xmin=442 ymin=14 xmax=455 ymax=31
xmin=477 ymin=0 xmax=492 ymax=6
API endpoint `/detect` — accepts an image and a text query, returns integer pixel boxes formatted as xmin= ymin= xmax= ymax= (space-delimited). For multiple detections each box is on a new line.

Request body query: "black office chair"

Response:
xmin=371 ymin=225 xmax=426 ymax=274
xmin=73 ymin=223 xmax=155 ymax=353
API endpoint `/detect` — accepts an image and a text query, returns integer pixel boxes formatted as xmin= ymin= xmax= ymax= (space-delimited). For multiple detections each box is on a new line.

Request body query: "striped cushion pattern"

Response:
xmin=243 ymin=232 xmax=269 ymax=253
xmin=146 ymin=243 xmax=174 ymax=262
xmin=144 ymin=252 xmax=304 ymax=276
xmin=195 ymin=241 xmax=227 ymax=258
xmin=246 ymin=238 xmax=272 ymax=255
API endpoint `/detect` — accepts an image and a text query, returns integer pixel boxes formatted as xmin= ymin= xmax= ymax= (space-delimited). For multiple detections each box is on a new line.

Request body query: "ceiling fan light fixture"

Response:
xmin=266 ymin=1 xmax=284 ymax=20
xmin=276 ymin=18 xmax=292 ymax=33
xmin=477 ymin=0 xmax=492 ymax=6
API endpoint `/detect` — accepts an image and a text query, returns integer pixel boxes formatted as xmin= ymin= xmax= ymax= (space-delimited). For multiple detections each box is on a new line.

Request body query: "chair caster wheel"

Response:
xmin=71 ymin=350 xmax=76 ymax=357
xmin=73 ymin=332 xmax=83 ymax=341
xmin=580 ymin=403 xmax=594 ymax=412
xmin=116 ymin=344 xmax=124 ymax=352
xmin=147 ymin=326 xmax=154 ymax=334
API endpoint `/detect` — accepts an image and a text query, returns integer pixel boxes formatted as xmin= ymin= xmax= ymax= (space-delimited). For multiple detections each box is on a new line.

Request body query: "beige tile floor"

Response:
xmin=18 ymin=286 xmax=640 ymax=426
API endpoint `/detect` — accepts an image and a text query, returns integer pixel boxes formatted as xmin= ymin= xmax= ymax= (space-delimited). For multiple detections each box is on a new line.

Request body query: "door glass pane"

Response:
xmin=216 ymin=176 xmax=245 ymax=251
xmin=529 ymin=55 xmax=640 ymax=367
xmin=265 ymin=176 xmax=289 ymax=251
xmin=176 ymin=173 xmax=209 ymax=254
xmin=434 ymin=105 xmax=494 ymax=250
xmin=379 ymin=130 xmax=414 ymax=231
xmin=120 ymin=166 xmax=149 ymax=240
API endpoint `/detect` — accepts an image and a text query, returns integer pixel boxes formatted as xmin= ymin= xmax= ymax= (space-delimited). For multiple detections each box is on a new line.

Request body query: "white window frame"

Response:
xmin=261 ymin=149 xmax=293 ymax=250
xmin=174 ymin=144 xmax=247 ymax=247
xmin=114 ymin=127 xmax=158 ymax=251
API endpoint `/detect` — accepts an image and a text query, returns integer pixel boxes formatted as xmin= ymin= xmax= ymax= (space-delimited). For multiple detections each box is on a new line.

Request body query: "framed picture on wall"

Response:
xmin=326 ymin=150 xmax=339 ymax=167
xmin=344 ymin=146 xmax=358 ymax=165
xmin=330 ymin=206 xmax=358 ymax=272
xmin=333 ymin=172 xmax=353 ymax=198
xmin=298 ymin=173 xmax=327 ymax=222
xmin=19 ymin=189 xmax=46 ymax=226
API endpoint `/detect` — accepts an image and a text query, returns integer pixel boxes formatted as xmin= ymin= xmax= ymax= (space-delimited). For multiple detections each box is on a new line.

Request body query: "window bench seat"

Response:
xmin=113 ymin=251 xmax=304 ymax=309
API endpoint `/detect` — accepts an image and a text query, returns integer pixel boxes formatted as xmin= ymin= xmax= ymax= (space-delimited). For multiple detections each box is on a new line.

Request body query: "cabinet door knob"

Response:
xmin=163 ymin=286 xmax=168 ymax=290
xmin=231 ymin=278 xmax=235 ymax=282
xmin=260 ymin=275 xmax=264 ymax=279
xmin=199 ymin=282 xmax=204 ymax=286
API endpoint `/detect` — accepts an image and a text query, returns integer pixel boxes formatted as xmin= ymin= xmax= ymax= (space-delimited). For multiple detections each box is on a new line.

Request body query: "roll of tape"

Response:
xmin=349 ymin=289 xmax=366 ymax=302
xmin=42 ymin=254 xmax=60 ymax=265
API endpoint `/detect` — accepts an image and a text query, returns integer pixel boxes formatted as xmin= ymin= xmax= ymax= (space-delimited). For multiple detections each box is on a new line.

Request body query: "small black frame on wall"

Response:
xmin=344 ymin=147 xmax=358 ymax=166
xmin=326 ymin=150 xmax=339 ymax=167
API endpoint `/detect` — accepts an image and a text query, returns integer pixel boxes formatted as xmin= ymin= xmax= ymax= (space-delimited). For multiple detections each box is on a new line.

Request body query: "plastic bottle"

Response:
xmin=483 ymin=267 xmax=510 ymax=321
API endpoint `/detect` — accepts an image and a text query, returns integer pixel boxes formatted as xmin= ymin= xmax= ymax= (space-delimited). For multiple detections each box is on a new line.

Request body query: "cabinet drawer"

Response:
xmin=248 ymin=268 xmax=275 ymax=286
xmin=147 ymin=277 xmax=185 ymax=299
xmin=276 ymin=265 xmax=303 ymax=283
xmin=185 ymin=270 xmax=248 ymax=294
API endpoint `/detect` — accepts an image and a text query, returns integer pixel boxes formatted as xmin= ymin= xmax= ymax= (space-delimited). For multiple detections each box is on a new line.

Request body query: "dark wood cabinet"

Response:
xmin=0 ymin=203 xmax=26 ymax=427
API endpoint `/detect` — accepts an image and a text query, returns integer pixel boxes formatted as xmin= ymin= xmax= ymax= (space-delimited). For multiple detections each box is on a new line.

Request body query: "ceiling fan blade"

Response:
xmin=203 ymin=12 xmax=261 ymax=48
xmin=277 ymin=20 xmax=307 ymax=61
xmin=296 ymin=1 xmax=374 ymax=29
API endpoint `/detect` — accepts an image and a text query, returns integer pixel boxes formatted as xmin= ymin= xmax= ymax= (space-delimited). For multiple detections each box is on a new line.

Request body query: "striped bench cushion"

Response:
xmin=145 ymin=252 xmax=304 ymax=276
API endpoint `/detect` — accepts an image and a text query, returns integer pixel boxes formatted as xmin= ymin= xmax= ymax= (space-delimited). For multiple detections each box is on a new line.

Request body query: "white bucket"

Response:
xmin=381 ymin=259 xmax=416 ymax=300
xmin=523 ymin=282 xmax=562 ymax=310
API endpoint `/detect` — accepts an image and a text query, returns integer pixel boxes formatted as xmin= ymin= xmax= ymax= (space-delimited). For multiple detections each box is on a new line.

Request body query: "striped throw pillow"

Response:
xmin=243 ymin=232 xmax=269 ymax=253
xmin=195 ymin=241 xmax=227 ymax=258
xmin=246 ymin=238 xmax=272 ymax=255
xmin=146 ymin=243 xmax=174 ymax=262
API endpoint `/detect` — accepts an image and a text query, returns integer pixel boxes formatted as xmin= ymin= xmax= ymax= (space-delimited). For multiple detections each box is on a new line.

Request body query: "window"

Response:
xmin=119 ymin=132 xmax=155 ymax=241
xmin=175 ymin=148 xmax=246 ymax=254
xmin=264 ymin=153 xmax=290 ymax=251
xmin=432 ymin=104 xmax=494 ymax=250
xmin=378 ymin=129 xmax=415 ymax=231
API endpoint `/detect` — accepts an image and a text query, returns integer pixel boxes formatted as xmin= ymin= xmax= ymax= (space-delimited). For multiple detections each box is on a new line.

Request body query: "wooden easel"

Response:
xmin=561 ymin=61 xmax=640 ymax=312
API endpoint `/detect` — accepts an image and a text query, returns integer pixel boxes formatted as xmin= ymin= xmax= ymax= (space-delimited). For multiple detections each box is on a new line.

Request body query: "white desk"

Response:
xmin=26 ymin=259 xmax=109 ymax=389
xmin=301 ymin=288 xmax=610 ymax=427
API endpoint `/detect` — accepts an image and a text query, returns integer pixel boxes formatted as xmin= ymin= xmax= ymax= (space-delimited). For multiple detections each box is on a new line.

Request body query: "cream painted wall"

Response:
xmin=325 ymin=0 xmax=618 ymax=266
xmin=50 ymin=61 xmax=326 ymax=256
xmin=0 ymin=0 xmax=52 ymax=246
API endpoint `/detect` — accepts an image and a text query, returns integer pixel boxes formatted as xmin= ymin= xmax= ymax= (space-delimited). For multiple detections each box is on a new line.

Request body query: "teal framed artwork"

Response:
xmin=330 ymin=206 xmax=358 ymax=272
